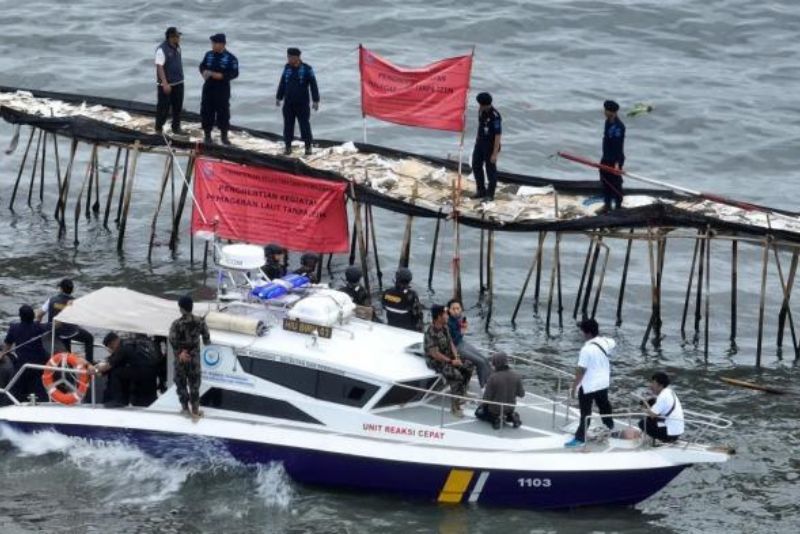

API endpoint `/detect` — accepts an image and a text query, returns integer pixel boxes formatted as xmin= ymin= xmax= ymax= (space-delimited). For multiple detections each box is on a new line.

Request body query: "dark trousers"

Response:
xmin=282 ymin=103 xmax=312 ymax=148
xmin=104 ymin=365 xmax=158 ymax=407
xmin=600 ymin=162 xmax=623 ymax=209
xmin=472 ymin=144 xmax=497 ymax=197
xmin=11 ymin=357 xmax=48 ymax=402
xmin=60 ymin=327 xmax=94 ymax=363
xmin=475 ymin=403 xmax=518 ymax=425
xmin=201 ymin=84 xmax=230 ymax=134
xmin=575 ymin=387 xmax=614 ymax=442
xmin=155 ymin=83 xmax=184 ymax=131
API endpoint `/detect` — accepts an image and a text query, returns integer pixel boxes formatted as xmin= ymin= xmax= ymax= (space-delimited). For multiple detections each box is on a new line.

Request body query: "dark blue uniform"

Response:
xmin=277 ymin=63 xmax=320 ymax=150
xmin=472 ymin=107 xmax=502 ymax=199
xmin=601 ymin=117 xmax=626 ymax=209
xmin=199 ymin=49 xmax=239 ymax=135
xmin=4 ymin=321 xmax=49 ymax=401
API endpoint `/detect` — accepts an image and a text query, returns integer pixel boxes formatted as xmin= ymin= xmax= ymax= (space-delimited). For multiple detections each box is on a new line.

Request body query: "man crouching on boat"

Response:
xmin=475 ymin=353 xmax=524 ymax=430
xmin=424 ymin=304 xmax=474 ymax=418
xmin=168 ymin=296 xmax=210 ymax=420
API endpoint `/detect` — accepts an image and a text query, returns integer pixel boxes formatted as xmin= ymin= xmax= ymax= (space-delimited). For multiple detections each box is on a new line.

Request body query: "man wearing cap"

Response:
xmin=599 ymin=100 xmax=626 ymax=212
xmin=199 ymin=34 xmax=239 ymax=145
xmin=168 ymin=295 xmax=210 ymax=419
xmin=471 ymin=92 xmax=503 ymax=200
xmin=276 ymin=48 xmax=320 ymax=156
xmin=293 ymin=252 xmax=320 ymax=283
xmin=155 ymin=27 xmax=185 ymax=135
xmin=262 ymin=243 xmax=287 ymax=280
xmin=338 ymin=265 xmax=369 ymax=306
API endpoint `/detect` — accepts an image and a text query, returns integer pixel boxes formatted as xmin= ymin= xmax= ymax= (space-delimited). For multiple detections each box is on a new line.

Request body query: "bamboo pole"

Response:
xmin=654 ymin=237 xmax=667 ymax=344
xmin=556 ymin=232 xmax=563 ymax=329
xmin=581 ymin=236 xmax=602 ymax=320
xmin=681 ymin=236 xmax=700 ymax=339
xmin=533 ymin=231 xmax=546 ymax=314
xmin=117 ymin=141 xmax=141 ymax=251
xmin=573 ymin=236 xmax=595 ymax=320
xmin=616 ymin=229 xmax=634 ymax=326
xmin=428 ymin=208 xmax=442 ymax=292
xmin=704 ymin=231 xmax=711 ymax=360
xmin=642 ymin=230 xmax=658 ymax=350
xmin=169 ymin=155 xmax=195 ymax=251
xmin=755 ymin=236 xmax=770 ymax=366
xmin=26 ymin=128 xmax=43 ymax=207
xmin=115 ymin=149 xmax=130 ymax=224
xmin=9 ymin=127 xmax=35 ymax=211
xmin=348 ymin=217 xmax=358 ymax=265
xmin=103 ymin=147 xmax=123 ymax=229
xmin=479 ymin=223 xmax=486 ymax=296
xmin=73 ymin=145 xmax=97 ymax=246
xmin=368 ymin=205 xmax=383 ymax=292
xmin=85 ymin=145 xmax=96 ymax=219
xmin=51 ymin=133 xmax=62 ymax=203
xmin=485 ymin=229 xmax=495 ymax=330
xmin=511 ymin=235 xmax=545 ymax=324
xmin=38 ymin=129 xmax=47 ymax=203
xmin=545 ymin=233 xmax=559 ymax=335
xmin=773 ymin=247 xmax=798 ymax=356
xmin=730 ymin=239 xmax=738 ymax=344
xmin=91 ymin=147 xmax=101 ymax=215
xmin=398 ymin=215 xmax=413 ymax=268
xmin=148 ymin=155 xmax=173 ymax=261
xmin=353 ymin=199 xmax=372 ymax=298
xmin=56 ymin=139 xmax=78 ymax=237
xmin=693 ymin=236 xmax=707 ymax=341
xmin=590 ymin=241 xmax=610 ymax=320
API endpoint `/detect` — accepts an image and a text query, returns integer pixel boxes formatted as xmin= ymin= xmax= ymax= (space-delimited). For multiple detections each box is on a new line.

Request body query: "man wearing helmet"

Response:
xmin=381 ymin=267 xmax=423 ymax=332
xmin=338 ymin=265 xmax=369 ymax=306
xmin=262 ymin=243 xmax=287 ymax=280
xmin=293 ymin=252 xmax=320 ymax=283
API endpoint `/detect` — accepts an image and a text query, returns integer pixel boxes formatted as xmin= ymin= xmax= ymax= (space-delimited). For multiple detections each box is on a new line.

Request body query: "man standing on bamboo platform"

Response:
xmin=599 ymin=100 xmax=626 ymax=213
xmin=276 ymin=47 xmax=320 ymax=156
xmin=168 ymin=295 xmax=210 ymax=420
xmin=154 ymin=27 xmax=185 ymax=135
xmin=471 ymin=92 xmax=502 ymax=201
xmin=199 ymin=33 xmax=239 ymax=145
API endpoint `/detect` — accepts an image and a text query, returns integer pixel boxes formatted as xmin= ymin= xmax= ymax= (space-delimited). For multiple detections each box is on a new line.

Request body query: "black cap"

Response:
xmin=178 ymin=295 xmax=194 ymax=313
xmin=603 ymin=100 xmax=620 ymax=112
xmin=345 ymin=265 xmax=362 ymax=284
xmin=287 ymin=47 xmax=301 ymax=57
xmin=395 ymin=267 xmax=412 ymax=284
xmin=210 ymin=33 xmax=226 ymax=44
xmin=265 ymin=243 xmax=284 ymax=256
xmin=59 ymin=278 xmax=74 ymax=294
xmin=476 ymin=92 xmax=492 ymax=105
xmin=165 ymin=27 xmax=181 ymax=38
xmin=19 ymin=305 xmax=34 ymax=323
xmin=430 ymin=304 xmax=446 ymax=319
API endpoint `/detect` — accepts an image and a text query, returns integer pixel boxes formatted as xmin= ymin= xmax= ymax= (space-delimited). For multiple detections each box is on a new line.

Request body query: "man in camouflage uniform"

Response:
xmin=168 ymin=295 xmax=210 ymax=419
xmin=424 ymin=304 xmax=474 ymax=418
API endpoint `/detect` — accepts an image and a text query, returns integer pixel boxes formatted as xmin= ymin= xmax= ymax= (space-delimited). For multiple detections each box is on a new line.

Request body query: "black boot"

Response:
xmin=220 ymin=131 xmax=231 ymax=145
xmin=304 ymin=145 xmax=313 ymax=156
xmin=203 ymin=132 xmax=213 ymax=144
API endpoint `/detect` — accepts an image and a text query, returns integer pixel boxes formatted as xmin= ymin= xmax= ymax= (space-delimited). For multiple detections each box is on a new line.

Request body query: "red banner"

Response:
xmin=359 ymin=45 xmax=473 ymax=132
xmin=191 ymin=158 xmax=349 ymax=253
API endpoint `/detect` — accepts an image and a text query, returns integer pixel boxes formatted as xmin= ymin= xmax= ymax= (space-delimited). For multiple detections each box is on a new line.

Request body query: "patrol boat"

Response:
xmin=0 ymin=245 xmax=733 ymax=509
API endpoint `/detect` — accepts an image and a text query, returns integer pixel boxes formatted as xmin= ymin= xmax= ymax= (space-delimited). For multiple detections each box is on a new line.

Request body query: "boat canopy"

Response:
xmin=54 ymin=287 xmax=213 ymax=337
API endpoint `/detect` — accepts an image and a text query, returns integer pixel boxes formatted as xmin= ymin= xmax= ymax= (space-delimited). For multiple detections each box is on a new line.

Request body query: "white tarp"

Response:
xmin=54 ymin=287 xmax=213 ymax=337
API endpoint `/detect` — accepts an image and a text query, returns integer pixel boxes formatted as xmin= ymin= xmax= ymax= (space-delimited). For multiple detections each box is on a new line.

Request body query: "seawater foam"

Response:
xmin=255 ymin=462 xmax=293 ymax=509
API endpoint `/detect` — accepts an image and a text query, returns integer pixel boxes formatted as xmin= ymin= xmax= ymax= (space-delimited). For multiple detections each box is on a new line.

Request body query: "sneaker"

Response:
xmin=564 ymin=438 xmax=585 ymax=448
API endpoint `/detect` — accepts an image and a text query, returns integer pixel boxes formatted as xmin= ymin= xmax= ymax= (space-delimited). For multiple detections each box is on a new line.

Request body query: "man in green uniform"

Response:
xmin=424 ymin=304 xmax=474 ymax=417
xmin=168 ymin=295 xmax=210 ymax=419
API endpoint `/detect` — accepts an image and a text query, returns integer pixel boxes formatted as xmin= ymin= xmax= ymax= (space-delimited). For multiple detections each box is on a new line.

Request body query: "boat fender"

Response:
xmin=206 ymin=311 xmax=267 ymax=336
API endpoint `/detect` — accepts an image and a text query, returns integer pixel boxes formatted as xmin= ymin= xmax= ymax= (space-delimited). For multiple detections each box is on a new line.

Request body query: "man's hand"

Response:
xmin=451 ymin=358 xmax=462 ymax=367
xmin=162 ymin=83 xmax=172 ymax=95
xmin=211 ymin=72 xmax=224 ymax=80
xmin=201 ymin=70 xmax=211 ymax=80
xmin=490 ymin=152 xmax=498 ymax=164
xmin=312 ymin=101 xmax=319 ymax=112
xmin=178 ymin=349 xmax=191 ymax=363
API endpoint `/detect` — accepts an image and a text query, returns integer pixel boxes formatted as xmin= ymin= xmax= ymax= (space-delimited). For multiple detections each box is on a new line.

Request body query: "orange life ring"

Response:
xmin=41 ymin=352 xmax=91 ymax=405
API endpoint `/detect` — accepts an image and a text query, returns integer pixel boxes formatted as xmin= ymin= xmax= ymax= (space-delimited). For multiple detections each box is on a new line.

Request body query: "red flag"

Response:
xmin=191 ymin=158 xmax=349 ymax=253
xmin=359 ymin=45 xmax=473 ymax=132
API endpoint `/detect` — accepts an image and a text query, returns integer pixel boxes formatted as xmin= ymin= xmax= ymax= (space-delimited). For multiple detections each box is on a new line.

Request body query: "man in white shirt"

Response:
xmin=565 ymin=318 xmax=615 ymax=448
xmin=155 ymin=27 xmax=185 ymax=135
xmin=639 ymin=371 xmax=684 ymax=443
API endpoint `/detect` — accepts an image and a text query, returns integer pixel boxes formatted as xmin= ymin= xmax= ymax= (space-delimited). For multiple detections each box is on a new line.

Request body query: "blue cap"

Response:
xmin=210 ymin=33 xmax=226 ymax=44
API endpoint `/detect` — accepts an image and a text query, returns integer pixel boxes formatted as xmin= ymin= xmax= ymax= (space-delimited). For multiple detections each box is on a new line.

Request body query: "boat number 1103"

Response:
xmin=517 ymin=477 xmax=552 ymax=488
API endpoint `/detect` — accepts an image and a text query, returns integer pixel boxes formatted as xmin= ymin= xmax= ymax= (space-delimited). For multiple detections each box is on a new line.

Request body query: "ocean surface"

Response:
xmin=1 ymin=0 xmax=799 ymax=532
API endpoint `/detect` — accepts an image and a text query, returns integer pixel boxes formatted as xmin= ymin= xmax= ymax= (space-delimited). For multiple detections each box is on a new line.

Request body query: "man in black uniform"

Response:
xmin=36 ymin=278 xmax=94 ymax=363
xmin=381 ymin=268 xmax=423 ymax=332
xmin=599 ymin=100 xmax=626 ymax=212
xmin=154 ymin=26 xmax=185 ymax=135
xmin=338 ymin=265 xmax=369 ymax=306
xmin=98 ymin=332 xmax=158 ymax=407
xmin=293 ymin=252 xmax=320 ymax=283
xmin=276 ymin=47 xmax=320 ymax=156
xmin=199 ymin=33 xmax=239 ymax=145
xmin=262 ymin=243 xmax=287 ymax=280
xmin=471 ymin=92 xmax=502 ymax=200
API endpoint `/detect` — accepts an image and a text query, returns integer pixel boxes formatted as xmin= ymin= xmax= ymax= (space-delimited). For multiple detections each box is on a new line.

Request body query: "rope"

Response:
xmin=160 ymin=133 xmax=210 ymax=225
xmin=0 ymin=327 xmax=52 ymax=360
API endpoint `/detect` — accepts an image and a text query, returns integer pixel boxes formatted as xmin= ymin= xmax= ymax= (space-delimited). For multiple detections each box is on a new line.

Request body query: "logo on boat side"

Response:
xmin=203 ymin=347 xmax=221 ymax=368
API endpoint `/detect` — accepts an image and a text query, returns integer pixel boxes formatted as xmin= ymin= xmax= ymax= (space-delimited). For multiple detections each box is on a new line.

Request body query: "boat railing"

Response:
xmin=580 ymin=409 xmax=733 ymax=449
xmin=0 ymin=363 xmax=97 ymax=406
